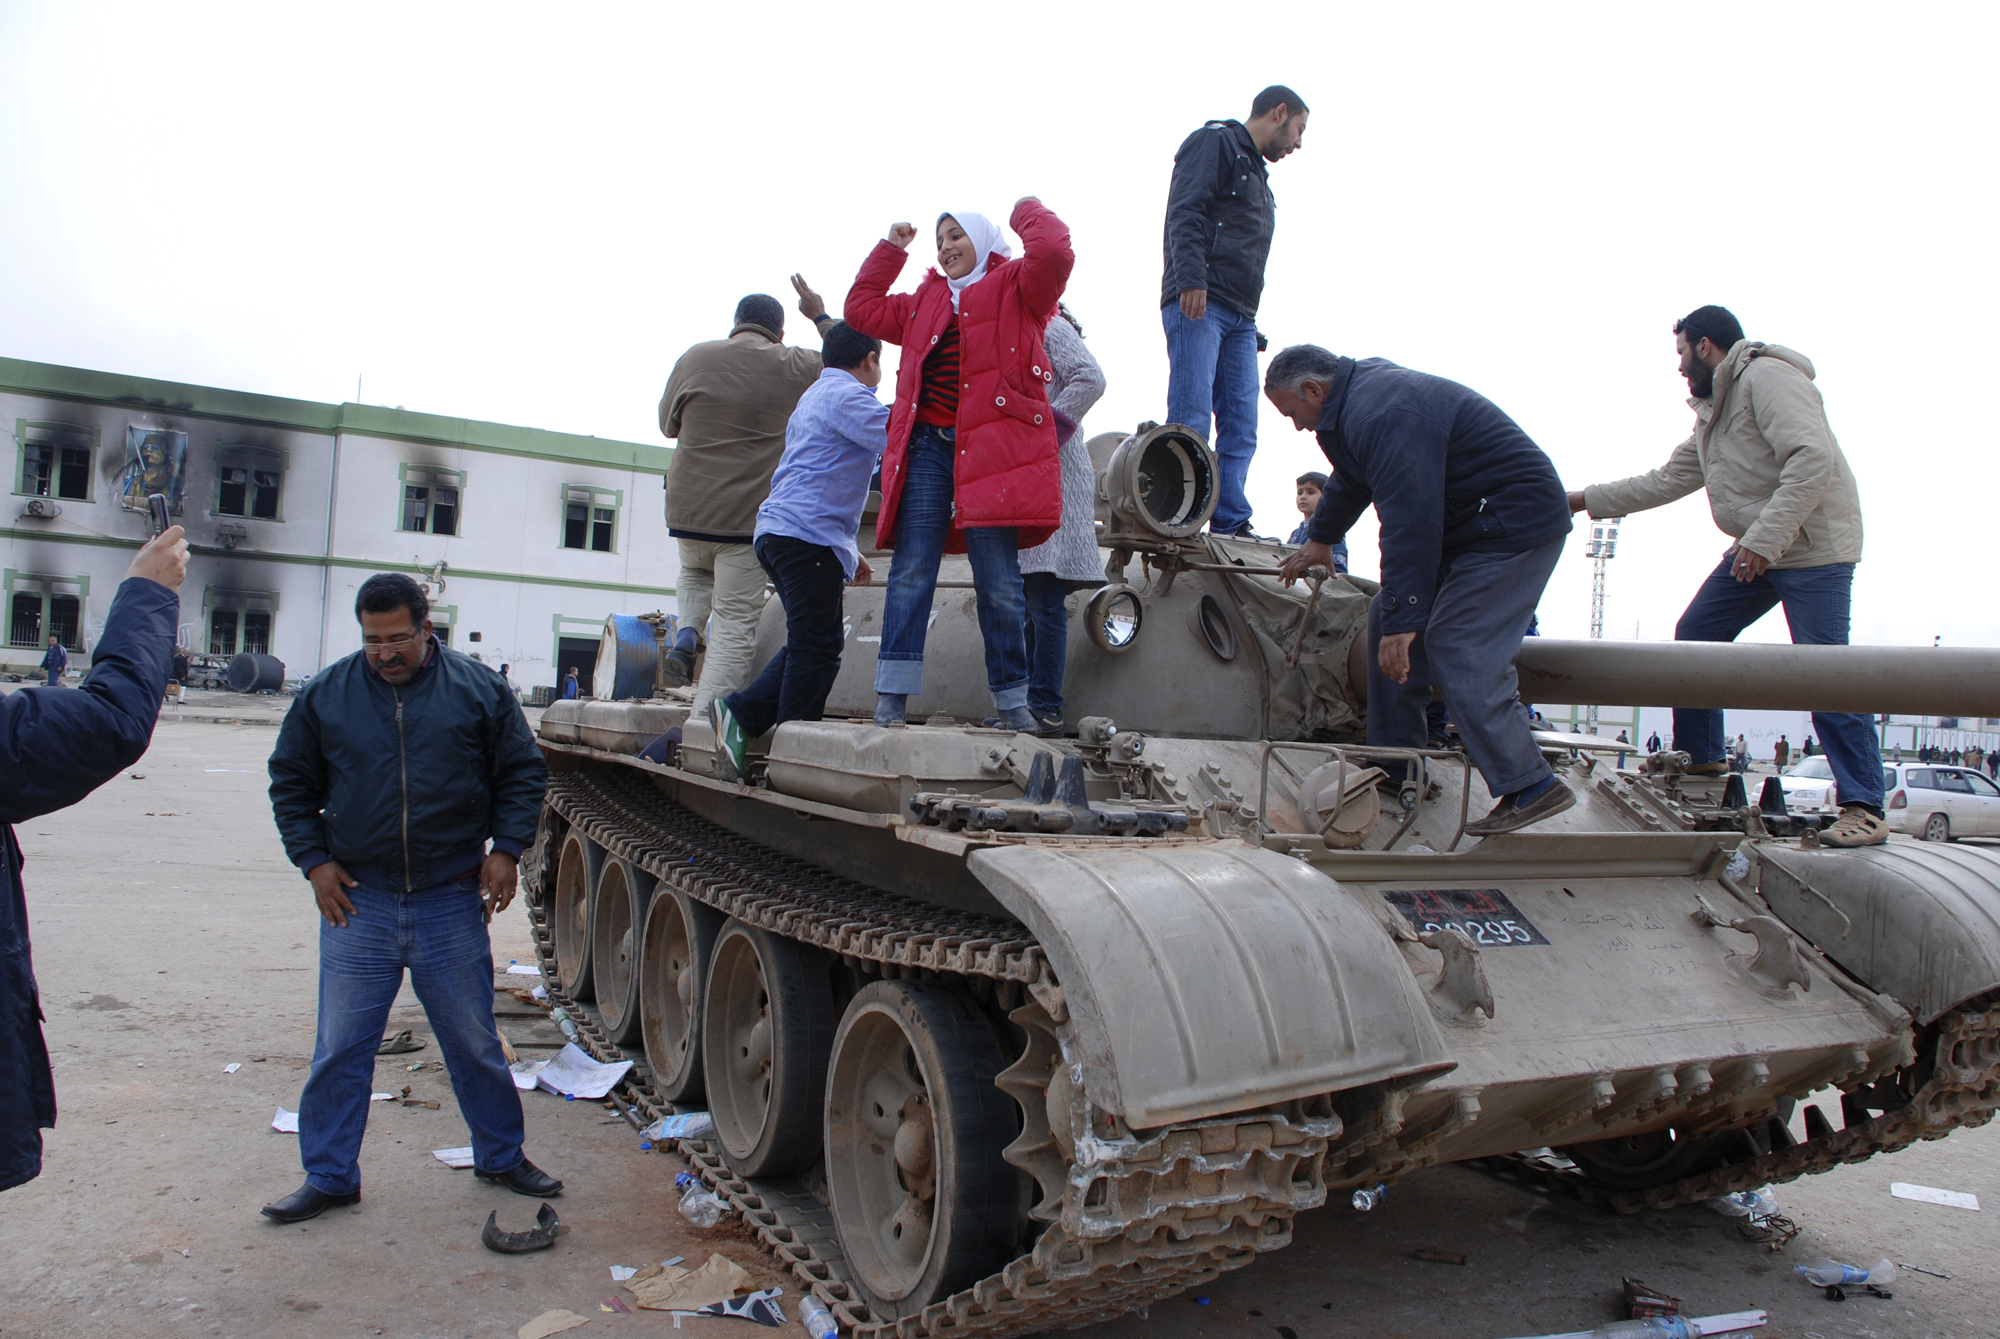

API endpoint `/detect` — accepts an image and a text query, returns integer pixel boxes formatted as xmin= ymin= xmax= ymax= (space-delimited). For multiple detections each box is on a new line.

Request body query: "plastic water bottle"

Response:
xmin=1796 ymin=1257 xmax=1894 ymax=1287
xmin=1351 ymin=1182 xmax=1387 ymax=1212
xmin=549 ymin=1008 xmax=580 ymax=1043
xmin=799 ymin=1294 xmax=839 ymax=1339
xmin=676 ymin=1170 xmax=729 ymax=1228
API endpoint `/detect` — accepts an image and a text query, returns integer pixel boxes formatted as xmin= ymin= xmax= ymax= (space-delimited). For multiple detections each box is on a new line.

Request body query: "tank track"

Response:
xmin=1477 ymin=1001 xmax=2000 ymax=1215
xmin=522 ymin=770 xmax=1332 ymax=1339
xmin=1603 ymin=998 xmax=2000 ymax=1214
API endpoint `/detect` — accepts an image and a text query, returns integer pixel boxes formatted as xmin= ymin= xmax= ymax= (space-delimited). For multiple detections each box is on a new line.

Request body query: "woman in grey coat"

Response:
xmin=1017 ymin=305 xmax=1107 ymax=732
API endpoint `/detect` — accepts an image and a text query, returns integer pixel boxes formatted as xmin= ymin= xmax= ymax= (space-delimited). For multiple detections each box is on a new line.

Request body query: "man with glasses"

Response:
xmin=263 ymin=573 xmax=553 ymax=1223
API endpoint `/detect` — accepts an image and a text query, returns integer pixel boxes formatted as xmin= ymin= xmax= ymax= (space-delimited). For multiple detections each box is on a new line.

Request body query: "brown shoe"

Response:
xmin=1684 ymin=760 xmax=1731 ymax=778
xmin=1820 ymin=806 xmax=1889 ymax=848
xmin=1465 ymin=778 xmax=1575 ymax=837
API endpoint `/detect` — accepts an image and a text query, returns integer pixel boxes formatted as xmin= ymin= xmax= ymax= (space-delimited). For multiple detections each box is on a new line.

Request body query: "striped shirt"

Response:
xmin=916 ymin=318 xmax=961 ymax=427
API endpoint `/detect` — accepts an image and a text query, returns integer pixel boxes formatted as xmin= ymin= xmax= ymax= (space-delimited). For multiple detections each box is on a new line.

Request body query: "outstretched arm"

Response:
xmin=1009 ymin=198 xmax=1075 ymax=324
xmin=843 ymin=225 xmax=919 ymax=344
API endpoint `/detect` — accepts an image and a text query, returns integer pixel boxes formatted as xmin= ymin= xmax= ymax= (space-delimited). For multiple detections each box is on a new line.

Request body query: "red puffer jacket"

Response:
xmin=844 ymin=200 xmax=1075 ymax=551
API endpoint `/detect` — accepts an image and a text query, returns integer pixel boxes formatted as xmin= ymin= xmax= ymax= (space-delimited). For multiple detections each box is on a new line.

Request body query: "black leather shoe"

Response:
xmin=261 ymin=1181 xmax=360 ymax=1223
xmin=475 ymin=1157 xmax=563 ymax=1197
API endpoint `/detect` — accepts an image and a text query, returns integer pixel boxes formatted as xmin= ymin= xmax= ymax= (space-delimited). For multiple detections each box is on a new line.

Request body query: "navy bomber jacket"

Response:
xmin=268 ymin=638 xmax=547 ymax=891
xmin=1308 ymin=357 xmax=1572 ymax=635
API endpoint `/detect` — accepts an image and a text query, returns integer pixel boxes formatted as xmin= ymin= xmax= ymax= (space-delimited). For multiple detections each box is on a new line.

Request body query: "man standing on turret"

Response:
xmin=1569 ymin=305 xmax=1886 ymax=848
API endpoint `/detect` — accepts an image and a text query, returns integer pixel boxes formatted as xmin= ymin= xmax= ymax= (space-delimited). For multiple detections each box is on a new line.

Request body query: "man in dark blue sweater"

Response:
xmin=1270 ymin=345 xmax=1575 ymax=835
xmin=3 ymin=527 xmax=186 ymax=1191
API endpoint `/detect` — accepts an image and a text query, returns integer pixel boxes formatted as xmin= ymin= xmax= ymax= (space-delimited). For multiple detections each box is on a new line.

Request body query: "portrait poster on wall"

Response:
xmin=120 ymin=426 xmax=188 ymax=514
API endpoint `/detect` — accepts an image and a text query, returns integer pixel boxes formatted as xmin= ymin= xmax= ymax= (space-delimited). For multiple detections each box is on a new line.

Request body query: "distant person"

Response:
xmin=1013 ymin=304 xmax=1108 ymax=735
xmin=712 ymin=323 xmax=889 ymax=778
xmin=1646 ymin=730 xmax=1662 ymax=753
xmin=1803 ymin=735 xmax=1816 ymax=757
xmin=1988 ymin=751 xmax=1997 ymax=779
xmin=1286 ymin=472 xmax=1350 ymax=572
xmin=1892 ymin=743 xmax=1902 ymax=762
xmin=38 ymin=636 xmax=66 ymax=688
xmin=1570 ymin=305 xmax=1885 ymax=847
xmin=264 ymin=573 xmax=554 ymax=1223
xmin=844 ymin=200 xmax=1075 ymax=730
xmin=1268 ymin=343 xmax=1575 ymax=836
xmin=1615 ymin=729 xmax=1629 ymax=769
xmin=658 ymin=287 xmax=837 ymax=713
xmin=1773 ymin=734 xmax=1790 ymax=770
xmin=3 ymin=527 xmax=186 ymax=1192
xmin=561 ymin=667 xmax=579 ymax=701
xmin=498 ymin=663 xmax=517 ymax=700
xmin=1162 ymin=85 xmax=1309 ymax=538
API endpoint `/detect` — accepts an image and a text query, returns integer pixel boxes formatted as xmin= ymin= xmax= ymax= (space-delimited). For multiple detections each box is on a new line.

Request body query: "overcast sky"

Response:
xmin=2 ymin=3 xmax=1993 ymax=650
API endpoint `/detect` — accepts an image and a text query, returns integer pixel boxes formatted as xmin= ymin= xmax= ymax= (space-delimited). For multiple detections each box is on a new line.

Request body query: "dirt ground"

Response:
xmin=1 ymin=718 xmax=1994 ymax=1339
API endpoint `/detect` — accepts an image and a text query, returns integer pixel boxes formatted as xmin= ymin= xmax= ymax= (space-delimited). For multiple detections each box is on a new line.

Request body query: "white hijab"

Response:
xmin=940 ymin=211 xmax=1012 ymax=312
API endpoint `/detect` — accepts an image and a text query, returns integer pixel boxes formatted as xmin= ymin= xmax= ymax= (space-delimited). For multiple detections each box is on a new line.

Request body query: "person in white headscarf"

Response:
xmin=842 ymin=200 xmax=1075 ymax=730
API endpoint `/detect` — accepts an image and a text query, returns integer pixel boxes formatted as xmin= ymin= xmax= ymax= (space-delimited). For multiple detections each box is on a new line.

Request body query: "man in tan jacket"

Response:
xmin=1569 ymin=304 xmax=1884 ymax=847
xmin=659 ymin=284 xmax=835 ymax=712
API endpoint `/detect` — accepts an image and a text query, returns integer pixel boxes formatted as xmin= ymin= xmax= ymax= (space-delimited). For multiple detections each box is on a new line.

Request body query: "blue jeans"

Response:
xmin=1672 ymin=556 xmax=1884 ymax=808
xmin=43 ymin=668 xmax=60 ymax=687
xmin=1369 ymin=539 xmax=1565 ymax=798
xmin=1022 ymin=572 xmax=1070 ymax=720
xmin=726 ymin=535 xmax=846 ymax=737
xmin=298 ymin=879 xmax=524 ymax=1195
xmin=1163 ymin=301 xmax=1259 ymax=533
xmin=876 ymin=425 xmax=1030 ymax=710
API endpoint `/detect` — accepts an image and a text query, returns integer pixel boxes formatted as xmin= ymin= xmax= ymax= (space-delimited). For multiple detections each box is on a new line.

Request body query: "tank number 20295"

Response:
xmin=1380 ymin=888 xmax=1549 ymax=946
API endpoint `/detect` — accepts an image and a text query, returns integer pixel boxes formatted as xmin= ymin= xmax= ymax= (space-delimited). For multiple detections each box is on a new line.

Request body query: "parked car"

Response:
xmin=1885 ymin=764 xmax=2000 ymax=841
xmin=1778 ymin=755 xmax=1839 ymax=811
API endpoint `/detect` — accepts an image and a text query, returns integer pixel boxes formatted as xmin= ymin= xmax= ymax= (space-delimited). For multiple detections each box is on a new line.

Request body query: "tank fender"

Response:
xmin=1759 ymin=842 xmax=2000 ymax=1023
xmin=967 ymin=843 xmax=1454 ymax=1129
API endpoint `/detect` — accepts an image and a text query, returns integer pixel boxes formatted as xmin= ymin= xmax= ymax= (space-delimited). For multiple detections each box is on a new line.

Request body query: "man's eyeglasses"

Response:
xmin=363 ymin=633 xmax=424 ymax=655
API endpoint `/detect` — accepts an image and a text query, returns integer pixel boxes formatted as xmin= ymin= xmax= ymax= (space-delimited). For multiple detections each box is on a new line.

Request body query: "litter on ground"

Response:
xmin=433 ymin=1147 xmax=476 ymax=1168
xmin=518 ymin=1309 xmax=589 ymax=1339
xmin=537 ymin=1042 xmax=634 ymax=1100
xmin=505 ymin=963 xmax=542 ymax=976
xmin=270 ymin=1108 xmax=298 ymax=1133
xmin=1890 ymin=1181 xmax=1980 ymax=1211
xmin=624 ymin=1252 xmax=755 ymax=1311
xmin=222 ymin=1062 xmax=241 ymax=1074
xmin=510 ymin=1058 xmax=551 ymax=1090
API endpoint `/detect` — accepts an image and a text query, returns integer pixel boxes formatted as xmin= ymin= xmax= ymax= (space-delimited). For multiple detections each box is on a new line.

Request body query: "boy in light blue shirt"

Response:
xmin=712 ymin=323 xmax=886 ymax=779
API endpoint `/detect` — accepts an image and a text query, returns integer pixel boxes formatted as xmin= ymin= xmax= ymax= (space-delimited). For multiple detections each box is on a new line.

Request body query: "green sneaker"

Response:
xmin=710 ymin=698 xmax=748 ymax=782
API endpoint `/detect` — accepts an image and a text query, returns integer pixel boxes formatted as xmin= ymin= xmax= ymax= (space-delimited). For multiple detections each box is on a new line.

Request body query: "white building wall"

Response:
xmin=1 ymin=360 xmax=674 ymax=690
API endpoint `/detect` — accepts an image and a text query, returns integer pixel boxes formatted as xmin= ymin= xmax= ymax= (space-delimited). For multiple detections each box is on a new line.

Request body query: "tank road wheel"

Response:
xmin=590 ymin=857 xmax=656 ymax=1045
xmin=702 ymin=920 xmax=834 ymax=1178
xmin=1560 ymin=1126 xmax=1742 ymax=1193
xmin=640 ymin=889 xmax=724 ymax=1102
xmin=825 ymin=981 xmax=1021 ymax=1320
xmin=551 ymin=832 xmax=602 ymax=1001
xmin=1923 ymin=813 xmax=1952 ymax=843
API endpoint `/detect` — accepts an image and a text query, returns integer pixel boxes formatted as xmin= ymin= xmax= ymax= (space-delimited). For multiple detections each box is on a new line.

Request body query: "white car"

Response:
xmin=1777 ymin=756 xmax=1839 ymax=811
xmin=1886 ymin=763 xmax=2000 ymax=841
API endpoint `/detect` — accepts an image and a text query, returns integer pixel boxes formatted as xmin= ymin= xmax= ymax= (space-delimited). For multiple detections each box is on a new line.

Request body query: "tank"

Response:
xmin=522 ymin=423 xmax=2000 ymax=1339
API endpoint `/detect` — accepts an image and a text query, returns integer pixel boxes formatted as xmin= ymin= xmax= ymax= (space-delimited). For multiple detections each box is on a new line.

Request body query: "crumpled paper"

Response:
xmin=624 ymin=1252 xmax=755 ymax=1311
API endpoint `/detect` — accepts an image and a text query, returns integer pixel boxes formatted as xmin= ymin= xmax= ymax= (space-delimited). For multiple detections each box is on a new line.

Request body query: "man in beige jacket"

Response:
xmin=1568 ymin=304 xmax=1886 ymax=848
xmin=659 ymin=285 xmax=835 ymax=713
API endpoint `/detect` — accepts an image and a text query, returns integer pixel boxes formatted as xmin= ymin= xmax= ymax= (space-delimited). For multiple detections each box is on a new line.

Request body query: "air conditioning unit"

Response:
xmin=20 ymin=498 xmax=61 ymax=520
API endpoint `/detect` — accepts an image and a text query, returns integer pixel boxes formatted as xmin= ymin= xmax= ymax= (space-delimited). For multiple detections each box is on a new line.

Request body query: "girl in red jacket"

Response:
xmin=843 ymin=199 xmax=1074 ymax=728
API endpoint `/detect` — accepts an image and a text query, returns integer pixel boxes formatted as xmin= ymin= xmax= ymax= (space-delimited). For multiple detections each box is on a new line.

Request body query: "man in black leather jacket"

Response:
xmin=2 ymin=527 xmax=186 ymax=1192
xmin=263 ymin=573 xmax=552 ymax=1222
xmin=1161 ymin=84 xmax=1308 ymax=538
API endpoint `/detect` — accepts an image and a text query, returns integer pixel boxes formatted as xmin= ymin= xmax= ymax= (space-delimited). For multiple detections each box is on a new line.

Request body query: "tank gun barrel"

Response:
xmin=1515 ymin=639 xmax=2000 ymax=716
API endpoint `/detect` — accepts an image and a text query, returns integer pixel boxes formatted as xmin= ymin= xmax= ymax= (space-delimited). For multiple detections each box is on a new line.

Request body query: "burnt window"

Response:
xmin=209 ymin=609 xmax=239 ymax=656
xmin=242 ymin=611 xmax=272 ymax=656
xmin=9 ymin=593 xmax=42 ymax=648
xmin=402 ymin=466 xmax=464 ymax=536
xmin=217 ymin=466 xmax=283 ymax=519
xmin=16 ymin=424 xmax=95 ymax=500
xmin=560 ymin=485 xmax=619 ymax=552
